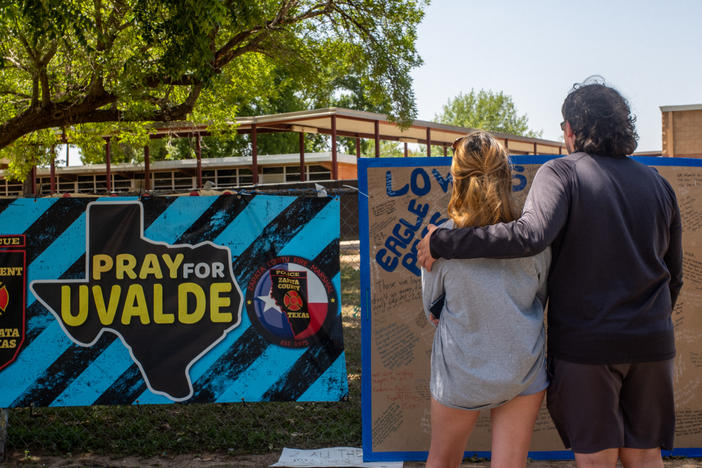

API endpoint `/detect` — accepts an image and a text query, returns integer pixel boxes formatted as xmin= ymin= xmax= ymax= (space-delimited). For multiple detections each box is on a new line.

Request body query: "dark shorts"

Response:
xmin=546 ymin=357 xmax=675 ymax=454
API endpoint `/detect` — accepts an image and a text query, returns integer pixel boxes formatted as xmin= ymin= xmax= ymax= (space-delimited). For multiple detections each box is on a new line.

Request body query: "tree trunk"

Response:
xmin=22 ymin=169 xmax=34 ymax=197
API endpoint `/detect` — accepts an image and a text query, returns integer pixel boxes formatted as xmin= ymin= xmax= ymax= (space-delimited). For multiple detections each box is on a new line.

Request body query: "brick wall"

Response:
xmin=662 ymin=111 xmax=672 ymax=156
xmin=662 ymin=109 xmax=702 ymax=158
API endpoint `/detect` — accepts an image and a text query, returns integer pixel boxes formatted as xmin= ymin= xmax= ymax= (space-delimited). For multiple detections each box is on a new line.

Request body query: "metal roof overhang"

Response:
xmin=30 ymin=152 xmax=357 ymax=176
xmin=147 ymin=107 xmax=565 ymax=149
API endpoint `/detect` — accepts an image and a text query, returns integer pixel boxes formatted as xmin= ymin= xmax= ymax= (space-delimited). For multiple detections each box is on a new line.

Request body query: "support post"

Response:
xmin=62 ymin=129 xmax=69 ymax=167
xmin=331 ymin=115 xmax=338 ymax=180
xmin=105 ymin=137 xmax=112 ymax=193
xmin=426 ymin=128 xmax=431 ymax=157
xmin=195 ymin=134 xmax=202 ymax=190
xmin=0 ymin=407 xmax=8 ymax=462
xmin=50 ymin=145 xmax=56 ymax=195
xmin=144 ymin=144 xmax=151 ymax=191
xmin=355 ymin=137 xmax=361 ymax=159
xmin=299 ymin=132 xmax=306 ymax=182
xmin=251 ymin=123 xmax=258 ymax=185
xmin=31 ymin=166 xmax=37 ymax=195
xmin=404 ymin=142 xmax=408 ymax=158
xmin=374 ymin=120 xmax=380 ymax=158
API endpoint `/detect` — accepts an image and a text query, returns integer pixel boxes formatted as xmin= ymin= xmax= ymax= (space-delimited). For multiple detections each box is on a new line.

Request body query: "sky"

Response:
xmin=410 ymin=0 xmax=702 ymax=152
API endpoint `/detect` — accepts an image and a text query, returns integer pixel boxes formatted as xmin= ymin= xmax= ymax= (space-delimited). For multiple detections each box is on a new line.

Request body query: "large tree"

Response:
xmin=435 ymin=89 xmax=542 ymax=138
xmin=0 ymin=0 xmax=425 ymax=178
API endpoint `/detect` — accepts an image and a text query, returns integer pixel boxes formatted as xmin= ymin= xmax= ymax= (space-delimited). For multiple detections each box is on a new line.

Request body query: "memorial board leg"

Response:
xmin=0 ymin=408 xmax=7 ymax=462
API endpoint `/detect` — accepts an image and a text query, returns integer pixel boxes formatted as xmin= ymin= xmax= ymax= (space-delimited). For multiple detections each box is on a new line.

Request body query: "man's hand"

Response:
xmin=418 ymin=224 xmax=438 ymax=271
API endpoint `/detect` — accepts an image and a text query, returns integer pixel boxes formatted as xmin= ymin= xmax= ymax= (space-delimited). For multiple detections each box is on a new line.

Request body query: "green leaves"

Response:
xmin=436 ymin=89 xmax=543 ymax=138
xmin=0 ymin=0 xmax=426 ymax=180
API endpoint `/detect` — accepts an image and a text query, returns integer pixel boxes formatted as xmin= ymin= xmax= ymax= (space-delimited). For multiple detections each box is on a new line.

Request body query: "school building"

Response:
xmin=0 ymin=108 xmax=567 ymax=197
xmin=5 ymin=103 xmax=701 ymax=197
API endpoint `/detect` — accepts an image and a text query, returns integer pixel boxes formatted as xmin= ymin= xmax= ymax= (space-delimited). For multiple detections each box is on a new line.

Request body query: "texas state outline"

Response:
xmin=30 ymin=201 xmax=244 ymax=402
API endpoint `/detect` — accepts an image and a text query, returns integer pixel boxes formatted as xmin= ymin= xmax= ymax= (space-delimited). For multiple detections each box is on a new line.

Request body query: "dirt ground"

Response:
xmin=1 ymin=451 xmax=701 ymax=468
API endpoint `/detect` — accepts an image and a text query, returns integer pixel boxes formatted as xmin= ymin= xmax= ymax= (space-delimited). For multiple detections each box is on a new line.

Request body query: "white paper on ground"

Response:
xmin=271 ymin=447 xmax=403 ymax=467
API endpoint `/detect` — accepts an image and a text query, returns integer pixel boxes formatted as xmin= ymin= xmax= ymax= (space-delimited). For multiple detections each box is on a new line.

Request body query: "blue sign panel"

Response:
xmin=0 ymin=194 xmax=347 ymax=406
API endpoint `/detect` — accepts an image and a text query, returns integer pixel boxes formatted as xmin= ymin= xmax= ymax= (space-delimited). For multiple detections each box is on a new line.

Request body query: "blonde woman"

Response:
xmin=421 ymin=131 xmax=550 ymax=468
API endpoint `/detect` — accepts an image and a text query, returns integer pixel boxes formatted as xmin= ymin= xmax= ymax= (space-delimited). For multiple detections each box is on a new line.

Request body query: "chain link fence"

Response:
xmin=1 ymin=183 xmax=363 ymax=460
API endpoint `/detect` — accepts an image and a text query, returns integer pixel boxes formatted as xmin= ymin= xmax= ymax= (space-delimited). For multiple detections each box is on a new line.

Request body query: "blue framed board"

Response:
xmin=358 ymin=155 xmax=702 ymax=462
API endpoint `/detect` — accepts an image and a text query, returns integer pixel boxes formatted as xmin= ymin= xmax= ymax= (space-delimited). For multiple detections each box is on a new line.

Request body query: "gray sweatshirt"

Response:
xmin=422 ymin=220 xmax=550 ymax=410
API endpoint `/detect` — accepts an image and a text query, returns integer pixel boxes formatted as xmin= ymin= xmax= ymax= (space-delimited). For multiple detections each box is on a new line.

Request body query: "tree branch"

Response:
xmin=0 ymin=90 xmax=32 ymax=99
xmin=214 ymin=34 xmax=269 ymax=69
xmin=270 ymin=0 xmax=298 ymax=28
xmin=213 ymin=28 xmax=264 ymax=68
xmin=15 ymin=30 xmax=37 ymax=63
xmin=38 ymin=42 xmax=57 ymax=107
xmin=31 ymin=77 xmax=39 ymax=107
xmin=0 ymin=83 xmax=203 ymax=150
xmin=214 ymin=0 xmax=335 ymax=69
xmin=94 ymin=0 xmax=106 ymax=50
xmin=39 ymin=69 xmax=51 ymax=106
xmin=272 ymin=1 xmax=335 ymax=28
xmin=143 ymin=74 xmax=203 ymax=88
xmin=2 ymin=53 xmax=29 ymax=72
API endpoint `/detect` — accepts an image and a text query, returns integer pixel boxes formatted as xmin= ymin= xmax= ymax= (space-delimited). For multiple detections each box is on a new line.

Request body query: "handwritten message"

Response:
xmin=676 ymin=171 xmax=702 ymax=189
xmin=375 ymin=322 xmax=417 ymax=369
xmin=675 ymin=409 xmax=702 ymax=437
xmin=690 ymin=352 xmax=702 ymax=368
xmin=372 ymin=403 xmax=404 ymax=447
xmin=679 ymin=194 xmax=702 ymax=232
xmin=683 ymin=252 xmax=702 ymax=290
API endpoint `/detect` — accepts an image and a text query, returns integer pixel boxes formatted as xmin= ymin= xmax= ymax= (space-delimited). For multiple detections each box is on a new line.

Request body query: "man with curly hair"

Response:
xmin=417 ymin=78 xmax=683 ymax=468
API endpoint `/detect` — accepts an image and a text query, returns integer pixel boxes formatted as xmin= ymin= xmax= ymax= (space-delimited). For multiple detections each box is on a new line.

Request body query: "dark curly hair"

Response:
xmin=561 ymin=79 xmax=638 ymax=157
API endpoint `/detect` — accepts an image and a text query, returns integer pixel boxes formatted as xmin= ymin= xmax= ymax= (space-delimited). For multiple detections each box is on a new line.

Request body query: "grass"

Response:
xmin=5 ymin=254 xmax=363 ymax=457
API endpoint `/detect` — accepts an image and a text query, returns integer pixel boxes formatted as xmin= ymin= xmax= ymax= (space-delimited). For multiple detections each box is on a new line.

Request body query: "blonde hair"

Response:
xmin=448 ymin=131 xmax=517 ymax=228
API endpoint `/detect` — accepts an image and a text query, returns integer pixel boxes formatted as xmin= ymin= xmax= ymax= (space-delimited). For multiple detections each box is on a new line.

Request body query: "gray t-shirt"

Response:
xmin=422 ymin=220 xmax=550 ymax=409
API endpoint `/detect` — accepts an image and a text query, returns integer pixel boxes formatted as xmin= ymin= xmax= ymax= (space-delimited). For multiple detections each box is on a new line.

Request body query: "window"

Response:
xmin=202 ymin=170 xmax=216 ymax=187
xmin=308 ymin=165 xmax=331 ymax=181
xmin=37 ymin=177 xmax=52 ymax=195
xmin=5 ymin=180 xmax=22 ymax=196
xmin=153 ymin=172 xmax=174 ymax=191
xmin=285 ymin=165 xmax=302 ymax=182
xmin=77 ymin=175 xmax=95 ymax=193
xmin=172 ymin=170 xmax=195 ymax=191
xmin=59 ymin=175 xmax=77 ymax=193
xmin=216 ymin=169 xmax=237 ymax=188
xmin=238 ymin=168 xmax=253 ymax=186
xmin=94 ymin=175 xmax=107 ymax=193
xmin=112 ymin=173 xmax=133 ymax=193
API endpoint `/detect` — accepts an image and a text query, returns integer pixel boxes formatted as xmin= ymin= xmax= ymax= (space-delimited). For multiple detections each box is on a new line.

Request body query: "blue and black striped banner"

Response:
xmin=0 ymin=194 xmax=347 ymax=406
